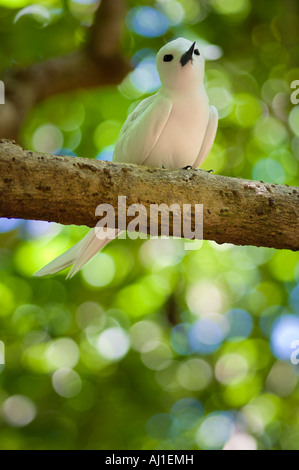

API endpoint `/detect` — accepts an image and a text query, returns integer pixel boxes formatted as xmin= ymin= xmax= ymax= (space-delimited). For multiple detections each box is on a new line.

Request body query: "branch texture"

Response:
xmin=0 ymin=140 xmax=298 ymax=251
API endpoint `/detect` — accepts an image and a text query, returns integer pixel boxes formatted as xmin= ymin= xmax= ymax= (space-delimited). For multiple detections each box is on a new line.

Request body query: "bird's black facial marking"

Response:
xmin=180 ymin=42 xmax=196 ymax=67
xmin=163 ymin=54 xmax=174 ymax=62
xmin=194 ymin=49 xmax=200 ymax=56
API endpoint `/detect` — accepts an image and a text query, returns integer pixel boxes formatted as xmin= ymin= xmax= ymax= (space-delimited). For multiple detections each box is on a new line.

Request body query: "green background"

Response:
xmin=0 ymin=0 xmax=299 ymax=450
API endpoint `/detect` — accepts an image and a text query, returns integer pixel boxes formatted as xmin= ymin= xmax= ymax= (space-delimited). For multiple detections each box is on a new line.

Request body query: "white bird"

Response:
xmin=34 ymin=38 xmax=218 ymax=279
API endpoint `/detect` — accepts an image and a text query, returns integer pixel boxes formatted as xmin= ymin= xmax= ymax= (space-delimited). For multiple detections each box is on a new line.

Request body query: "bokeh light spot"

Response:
xmin=171 ymin=398 xmax=204 ymax=430
xmin=0 ymin=218 xmax=23 ymax=233
xmin=158 ymin=0 xmax=185 ymax=26
xmin=146 ymin=413 xmax=178 ymax=440
xmin=171 ymin=323 xmax=193 ymax=355
xmin=188 ymin=318 xmax=223 ymax=354
xmin=14 ymin=5 xmax=51 ymax=26
xmin=96 ymin=327 xmax=130 ymax=361
xmin=196 ymin=412 xmax=235 ymax=449
xmin=215 ymin=353 xmax=249 ymax=385
xmin=223 ymin=432 xmax=257 ymax=450
xmin=225 ymin=309 xmax=253 ymax=341
xmin=252 ymin=158 xmax=285 ymax=184
xmin=130 ymin=321 xmax=162 ymax=352
xmin=46 ymin=338 xmax=80 ymax=370
xmin=52 ymin=368 xmax=82 ymax=398
xmin=32 ymin=124 xmax=63 ymax=153
xmin=130 ymin=56 xmax=161 ymax=94
xmin=177 ymin=358 xmax=212 ymax=391
xmin=126 ymin=7 xmax=169 ymax=38
xmin=2 ymin=395 xmax=36 ymax=427
xmin=271 ymin=315 xmax=299 ymax=360
xmin=289 ymin=106 xmax=299 ymax=137
xmin=141 ymin=341 xmax=172 ymax=371
xmin=81 ymin=253 xmax=115 ymax=288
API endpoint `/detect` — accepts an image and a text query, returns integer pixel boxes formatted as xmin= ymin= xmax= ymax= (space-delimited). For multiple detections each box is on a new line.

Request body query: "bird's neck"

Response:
xmin=159 ymin=82 xmax=206 ymax=100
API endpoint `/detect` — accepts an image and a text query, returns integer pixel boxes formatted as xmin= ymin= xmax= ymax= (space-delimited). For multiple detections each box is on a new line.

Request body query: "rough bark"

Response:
xmin=0 ymin=140 xmax=298 ymax=251
xmin=0 ymin=0 xmax=130 ymax=140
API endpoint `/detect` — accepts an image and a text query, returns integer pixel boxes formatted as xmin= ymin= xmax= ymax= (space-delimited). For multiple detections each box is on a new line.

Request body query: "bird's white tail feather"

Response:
xmin=66 ymin=228 xmax=120 ymax=279
xmin=34 ymin=228 xmax=120 ymax=278
xmin=33 ymin=231 xmax=94 ymax=277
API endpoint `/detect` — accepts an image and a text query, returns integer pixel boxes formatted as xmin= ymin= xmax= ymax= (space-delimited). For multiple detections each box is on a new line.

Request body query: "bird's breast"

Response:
xmin=145 ymin=90 xmax=210 ymax=169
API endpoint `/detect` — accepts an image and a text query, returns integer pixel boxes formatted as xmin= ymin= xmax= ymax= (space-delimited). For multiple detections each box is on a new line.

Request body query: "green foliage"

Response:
xmin=0 ymin=0 xmax=299 ymax=450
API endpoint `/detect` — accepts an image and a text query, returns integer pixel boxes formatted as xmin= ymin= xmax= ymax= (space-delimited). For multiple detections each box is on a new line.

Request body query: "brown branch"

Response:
xmin=0 ymin=140 xmax=298 ymax=251
xmin=90 ymin=0 xmax=127 ymax=59
xmin=0 ymin=0 xmax=130 ymax=140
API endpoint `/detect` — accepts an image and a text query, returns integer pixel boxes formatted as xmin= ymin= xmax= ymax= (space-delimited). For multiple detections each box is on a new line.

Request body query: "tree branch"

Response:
xmin=0 ymin=0 xmax=130 ymax=140
xmin=89 ymin=0 xmax=127 ymax=59
xmin=0 ymin=140 xmax=298 ymax=251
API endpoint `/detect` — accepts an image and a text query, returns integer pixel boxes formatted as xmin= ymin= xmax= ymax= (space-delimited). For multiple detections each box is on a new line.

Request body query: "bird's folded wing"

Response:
xmin=113 ymin=95 xmax=172 ymax=165
xmin=193 ymin=105 xmax=218 ymax=169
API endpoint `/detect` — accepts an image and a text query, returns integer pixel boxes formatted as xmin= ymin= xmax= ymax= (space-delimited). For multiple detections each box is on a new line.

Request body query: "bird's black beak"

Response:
xmin=180 ymin=42 xmax=196 ymax=67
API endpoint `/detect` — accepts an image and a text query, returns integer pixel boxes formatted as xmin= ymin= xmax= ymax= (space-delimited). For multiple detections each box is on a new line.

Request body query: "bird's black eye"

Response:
xmin=194 ymin=49 xmax=200 ymax=56
xmin=163 ymin=54 xmax=174 ymax=62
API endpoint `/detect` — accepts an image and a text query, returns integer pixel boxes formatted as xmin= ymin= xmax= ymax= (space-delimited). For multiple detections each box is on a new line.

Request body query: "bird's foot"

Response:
xmin=193 ymin=168 xmax=214 ymax=173
xmin=181 ymin=165 xmax=193 ymax=170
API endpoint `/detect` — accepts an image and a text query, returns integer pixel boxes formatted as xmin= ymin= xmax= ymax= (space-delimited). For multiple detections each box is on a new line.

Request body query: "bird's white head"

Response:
xmin=156 ymin=38 xmax=205 ymax=93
